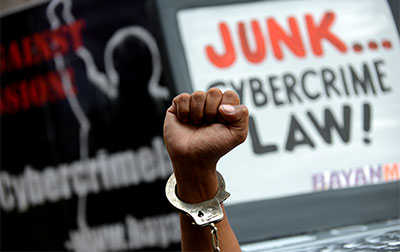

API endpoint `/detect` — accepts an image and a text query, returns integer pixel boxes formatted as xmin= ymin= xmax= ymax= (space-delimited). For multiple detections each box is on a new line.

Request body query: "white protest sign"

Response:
xmin=177 ymin=0 xmax=400 ymax=205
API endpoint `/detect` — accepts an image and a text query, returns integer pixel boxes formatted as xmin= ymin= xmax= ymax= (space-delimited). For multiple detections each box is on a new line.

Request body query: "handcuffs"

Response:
xmin=165 ymin=171 xmax=230 ymax=252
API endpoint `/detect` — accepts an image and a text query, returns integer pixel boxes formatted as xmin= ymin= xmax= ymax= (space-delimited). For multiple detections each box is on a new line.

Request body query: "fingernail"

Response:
xmin=221 ymin=104 xmax=235 ymax=114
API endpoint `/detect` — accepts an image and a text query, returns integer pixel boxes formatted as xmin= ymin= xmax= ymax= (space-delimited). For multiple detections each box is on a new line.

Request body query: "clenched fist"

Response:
xmin=163 ymin=88 xmax=248 ymax=203
xmin=163 ymin=88 xmax=246 ymax=251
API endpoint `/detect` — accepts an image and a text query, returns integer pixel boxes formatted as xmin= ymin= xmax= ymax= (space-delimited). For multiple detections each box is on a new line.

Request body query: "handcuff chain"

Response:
xmin=165 ymin=171 xmax=229 ymax=251
xmin=210 ymin=223 xmax=220 ymax=252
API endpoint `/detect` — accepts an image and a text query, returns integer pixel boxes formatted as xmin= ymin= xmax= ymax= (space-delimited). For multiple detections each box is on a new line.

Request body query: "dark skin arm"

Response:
xmin=163 ymin=88 xmax=248 ymax=251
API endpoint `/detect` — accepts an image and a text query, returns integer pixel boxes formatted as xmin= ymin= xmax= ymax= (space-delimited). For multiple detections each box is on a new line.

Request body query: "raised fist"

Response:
xmin=163 ymin=88 xmax=248 ymax=203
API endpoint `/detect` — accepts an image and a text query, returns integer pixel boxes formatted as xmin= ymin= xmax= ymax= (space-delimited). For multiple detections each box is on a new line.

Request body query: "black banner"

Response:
xmin=0 ymin=0 xmax=179 ymax=250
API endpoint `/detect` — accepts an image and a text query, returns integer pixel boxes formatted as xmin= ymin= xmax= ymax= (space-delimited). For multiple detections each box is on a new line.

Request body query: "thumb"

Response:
xmin=218 ymin=104 xmax=249 ymax=142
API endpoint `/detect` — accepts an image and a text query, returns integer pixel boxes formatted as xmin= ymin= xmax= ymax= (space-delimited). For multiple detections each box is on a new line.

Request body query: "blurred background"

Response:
xmin=1 ymin=0 xmax=179 ymax=250
xmin=1 ymin=0 xmax=399 ymax=251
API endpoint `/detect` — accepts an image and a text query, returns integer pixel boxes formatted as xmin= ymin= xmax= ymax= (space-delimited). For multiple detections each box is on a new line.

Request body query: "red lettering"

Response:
xmin=29 ymin=75 xmax=49 ymax=106
xmin=3 ymin=86 xmax=20 ymax=114
xmin=32 ymin=32 xmax=53 ymax=64
xmin=0 ymin=69 xmax=78 ymax=116
xmin=5 ymin=41 xmax=23 ymax=72
xmin=0 ymin=45 xmax=5 ymax=74
xmin=239 ymin=20 xmax=266 ymax=63
xmin=51 ymin=26 xmax=69 ymax=55
xmin=1 ymin=20 xmax=86 ymax=74
xmin=384 ymin=163 xmax=399 ymax=181
xmin=0 ymin=95 xmax=5 ymax=116
xmin=21 ymin=37 xmax=33 ymax=68
xmin=47 ymin=71 xmax=66 ymax=99
xmin=305 ymin=12 xmax=347 ymax=56
xmin=68 ymin=20 xmax=86 ymax=51
xmin=268 ymin=17 xmax=305 ymax=60
xmin=66 ymin=68 xmax=78 ymax=95
xmin=205 ymin=22 xmax=236 ymax=68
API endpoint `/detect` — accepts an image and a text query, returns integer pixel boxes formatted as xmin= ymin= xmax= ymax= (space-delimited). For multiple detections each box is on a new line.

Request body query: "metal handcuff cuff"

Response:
xmin=165 ymin=171 xmax=230 ymax=252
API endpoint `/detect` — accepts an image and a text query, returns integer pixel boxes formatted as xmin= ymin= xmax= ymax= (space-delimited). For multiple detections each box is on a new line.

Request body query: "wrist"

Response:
xmin=172 ymin=162 xmax=218 ymax=204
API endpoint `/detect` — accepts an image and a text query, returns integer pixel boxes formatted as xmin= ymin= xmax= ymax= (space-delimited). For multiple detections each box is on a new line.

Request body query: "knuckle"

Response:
xmin=192 ymin=91 xmax=206 ymax=102
xmin=207 ymin=87 xmax=223 ymax=97
xmin=223 ymin=89 xmax=237 ymax=97
xmin=174 ymin=93 xmax=190 ymax=104
xmin=223 ymin=90 xmax=240 ymax=103
xmin=180 ymin=93 xmax=191 ymax=101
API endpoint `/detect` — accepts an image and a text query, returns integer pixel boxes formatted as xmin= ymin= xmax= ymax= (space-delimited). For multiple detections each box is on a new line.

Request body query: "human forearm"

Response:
xmin=173 ymin=163 xmax=241 ymax=252
xmin=163 ymin=89 xmax=247 ymax=252
xmin=173 ymin=162 xmax=218 ymax=204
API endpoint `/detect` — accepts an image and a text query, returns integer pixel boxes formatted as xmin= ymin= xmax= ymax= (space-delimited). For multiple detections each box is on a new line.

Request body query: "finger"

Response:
xmin=218 ymin=90 xmax=240 ymax=123
xmin=218 ymin=104 xmax=249 ymax=144
xmin=173 ymin=93 xmax=190 ymax=123
xmin=204 ymin=88 xmax=223 ymax=122
xmin=190 ymin=91 xmax=206 ymax=124
xmin=220 ymin=90 xmax=240 ymax=105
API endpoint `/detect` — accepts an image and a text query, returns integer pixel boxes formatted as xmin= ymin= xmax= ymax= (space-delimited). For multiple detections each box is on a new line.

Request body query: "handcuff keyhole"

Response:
xmin=198 ymin=211 xmax=204 ymax=217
